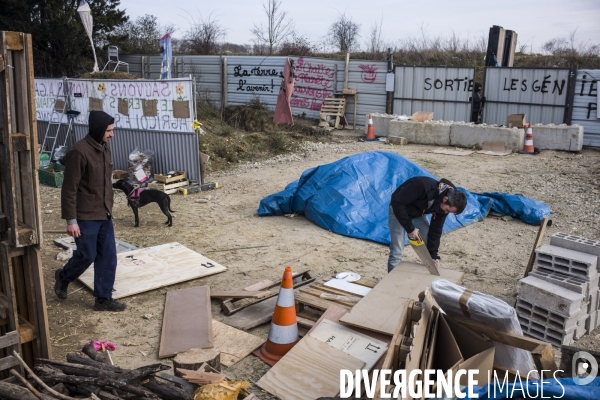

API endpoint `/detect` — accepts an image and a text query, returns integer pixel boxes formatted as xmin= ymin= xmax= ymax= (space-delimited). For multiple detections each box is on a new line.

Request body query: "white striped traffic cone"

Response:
xmin=522 ymin=123 xmax=534 ymax=153
xmin=255 ymin=266 xmax=299 ymax=366
xmin=362 ymin=114 xmax=378 ymax=141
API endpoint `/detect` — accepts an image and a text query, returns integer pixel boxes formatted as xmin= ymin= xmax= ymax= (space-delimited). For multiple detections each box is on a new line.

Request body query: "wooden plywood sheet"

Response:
xmin=159 ymin=286 xmax=212 ymax=358
xmin=339 ymin=262 xmax=462 ymax=335
xmin=77 ymin=243 xmax=227 ymax=299
xmin=257 ymin=336 xmax=365 ymax=400
xmin=212 ymin=320 xmax=264 ymax=367
xmin=308 ymin=320 xmax=387 ymax=370
xmin=324 ymin=279 xmax=371 ymax=296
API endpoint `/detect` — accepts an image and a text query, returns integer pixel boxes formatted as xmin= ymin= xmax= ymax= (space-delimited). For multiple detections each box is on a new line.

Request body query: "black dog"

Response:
xmin=113 ymin=179 xmax=175 ymax=227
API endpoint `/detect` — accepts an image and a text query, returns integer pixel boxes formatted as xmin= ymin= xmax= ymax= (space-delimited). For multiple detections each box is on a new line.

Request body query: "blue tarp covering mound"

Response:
xmin=473 ymin=376 xmax=600 ymax=399
xmin=258 ymin=151 xmax=550 ymax=244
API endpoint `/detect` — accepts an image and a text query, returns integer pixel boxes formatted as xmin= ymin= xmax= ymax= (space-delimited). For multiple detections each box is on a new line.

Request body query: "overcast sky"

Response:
xmin=118 ymin=0 xmax=600 ymax=52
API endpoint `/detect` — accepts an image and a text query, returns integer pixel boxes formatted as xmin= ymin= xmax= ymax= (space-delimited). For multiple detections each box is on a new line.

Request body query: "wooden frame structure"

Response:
xmin=0 ymin=31 xmax=51 ymax=371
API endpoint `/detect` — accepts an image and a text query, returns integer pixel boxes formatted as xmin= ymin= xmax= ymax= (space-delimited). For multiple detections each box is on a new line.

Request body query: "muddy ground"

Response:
xmin=39 ymin=137 xmax=600 ymax=394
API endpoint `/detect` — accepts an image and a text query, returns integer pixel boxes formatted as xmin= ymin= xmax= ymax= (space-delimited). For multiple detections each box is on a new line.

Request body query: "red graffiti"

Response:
xmin=296 ymin=57 xmax=334 ymax=78
xmin=359 ymin=64 xmax=378 ymax=83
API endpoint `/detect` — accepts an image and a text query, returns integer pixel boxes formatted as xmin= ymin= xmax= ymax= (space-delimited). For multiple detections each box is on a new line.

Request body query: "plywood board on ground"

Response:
xmin=339 ymin=262 xmax=462 ymax=335
xmin=257 ymin=335 xmax=365 ymax=400
xmin=324 ymin=279 xmax=371 ymax=296
xmin=77 ymin=243 xmax=227 ymax=299
xmin=221 ymin=296 xmax=277 ymax=331
xmin=159 ymin=286 xmax=212 ymax=358
xmin=212 ymin=320 xmax=264 ymax=367
xmin=309 ymin=320 xmax=388 ymax=370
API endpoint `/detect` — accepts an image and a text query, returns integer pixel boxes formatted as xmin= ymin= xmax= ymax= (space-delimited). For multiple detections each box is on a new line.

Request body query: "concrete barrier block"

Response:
xmin=388 ymin=120 xmax=451 ymax=145
xmin=449 ymin=122 xmax=524 ymax=152
xmin=586 ymin=310 xmax=599 ymax=331
xmin=518 ymin=275 xmax=585 ymax=316
xmin=387 ymin=136 xmax=407 ymax=145
xmin=588 ymin=289 xmax=599 ymax=314
xmin=532 ymin=124 xmax=584 ymax=152
xmin=535 ymin=243 xmax=599 ymax=278
xmin=550 ymin=232 xmax=600 ymax=262
xmin=365 ymin=114 xmax=397 ymax=137
xmin=530 ymin=268 xmax=590 ymax=295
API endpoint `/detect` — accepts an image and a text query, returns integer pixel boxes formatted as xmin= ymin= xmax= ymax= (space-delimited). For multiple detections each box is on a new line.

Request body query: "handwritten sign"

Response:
xmin=34 ymin=78 xmax=195 ymax=133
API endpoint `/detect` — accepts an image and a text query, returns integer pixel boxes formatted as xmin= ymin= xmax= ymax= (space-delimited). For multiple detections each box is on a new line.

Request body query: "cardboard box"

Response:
xmin=113 ymin=170 xmax=129 ymax=180
xmin=507 ymin=113 xmax=526 ymax=128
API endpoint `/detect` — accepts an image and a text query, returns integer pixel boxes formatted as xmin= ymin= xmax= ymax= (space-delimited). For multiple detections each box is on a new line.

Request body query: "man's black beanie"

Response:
xmin=88 ymin=111 xmax=115 ymax=143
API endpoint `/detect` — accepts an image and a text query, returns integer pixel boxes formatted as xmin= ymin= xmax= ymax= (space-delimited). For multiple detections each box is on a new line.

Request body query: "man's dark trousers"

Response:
xmin=60 ymin=217 xmax=116 ymax=298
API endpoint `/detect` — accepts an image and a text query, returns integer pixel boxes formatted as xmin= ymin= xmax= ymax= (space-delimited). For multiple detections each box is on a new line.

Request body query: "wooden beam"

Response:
xmin=0 ymin=55 xmax=4 ymax=73
xmin=3 ymin=32 xmax=23 ymax=51
xmin=18 ymin=320 xmax=35 ymax=344
xmin=523 ymin=216 xmax=549 ymax=278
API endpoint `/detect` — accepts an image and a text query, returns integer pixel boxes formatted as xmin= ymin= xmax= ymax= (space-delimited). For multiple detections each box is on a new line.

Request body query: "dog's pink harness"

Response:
xmin=128 ymin=188 xmax=144 ymax=202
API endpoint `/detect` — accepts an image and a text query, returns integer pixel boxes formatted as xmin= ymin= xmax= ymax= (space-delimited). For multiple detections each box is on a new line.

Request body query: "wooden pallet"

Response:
xmin=148 ymin=179 xmax=189 ymax=194
xmin=295 ymin=276 xmax=378 ymax=315
xmin=0 ymin=30 xmax=51 ymax=370
xmin=319 ymin=98 xmax=347 ymax=129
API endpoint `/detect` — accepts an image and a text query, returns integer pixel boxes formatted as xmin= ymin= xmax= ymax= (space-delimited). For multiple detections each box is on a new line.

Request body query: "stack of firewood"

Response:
xmin=0 ymin=351 xmax=195 ymax=400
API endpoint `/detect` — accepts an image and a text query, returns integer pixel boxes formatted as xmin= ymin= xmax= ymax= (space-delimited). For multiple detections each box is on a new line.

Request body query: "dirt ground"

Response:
xmin=39 ymin=137 xmax=600 ymax=393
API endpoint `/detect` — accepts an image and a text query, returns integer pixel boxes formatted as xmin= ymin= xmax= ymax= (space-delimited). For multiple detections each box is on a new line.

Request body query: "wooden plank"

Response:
xmin=339 ymin=262 xmax=462 ymax=335
xmin=296 ymin=316 xmax=315 ymax=329
xmin=523 ymin=216 xmax=549 ymax=278
xmin=298 ymin=287 xmax=356 ymax=308
xmin=159 ymin=286 xmax=213 ymax=359
xmin=10 ymin=134 xmax=29 ymax=152
xmin=221 ymin=296 xmax=277 ymax=331
xmin=177 ymin=369 xmax=225 ymax=384
xmin=18 ymin=320 xmax=35 ymax=343
xmin=221 ymin=271 xmax=314 ymax=315
xmin=243 ymin=279 xmax=274 ymax=291
xmin=0 ymin=331 xmax=19 ymax=349
xmin=210 ymin=291 xmax=271 ymax=299
xmin=78 ymin=243 xmax=227 ymax=299
xmin=295 ymin=292 xmax=350 ymax=311
xmin=211 ymin=320 xmax=264 ymax=367
xmin=257 ymin=336 xmax=365 ymax=400
xmin=4 ymin=32 xmax=23 ymax=50
xmin=0 ymin=355 xmax=19 ymax=371
xmin=323 ymin=279 xmax=371 ymax=296
xmin=0 ymin=54 xmax=4 ymax=73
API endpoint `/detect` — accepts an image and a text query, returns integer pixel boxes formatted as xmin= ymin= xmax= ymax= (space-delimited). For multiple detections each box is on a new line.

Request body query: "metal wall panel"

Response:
xmin=572 ymin=69 xmax=599 ymax=147
xmin=483 ymin=67 xmax=570 ymax=126
xmin=345 ymin=60 xmax=388 ymax=125
xmin=120 ymin=54 xmax=223 ymax=108
xmin=392 ymin=66 xmax=474 ymax=122
xmin=37 ymin=121 xmax=201 ymax=182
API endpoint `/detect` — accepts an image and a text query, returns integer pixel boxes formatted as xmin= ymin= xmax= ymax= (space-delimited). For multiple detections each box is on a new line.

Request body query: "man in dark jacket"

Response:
xmin=471 ymin=82 xmax=484 ymax=123
xmin=388 ymin=176 xmax=467 ymax=272
xmin=55 ymin=111 xmax=126 ymax=311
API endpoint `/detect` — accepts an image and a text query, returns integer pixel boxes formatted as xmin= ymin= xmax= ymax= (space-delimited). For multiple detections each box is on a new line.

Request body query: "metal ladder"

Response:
xmin=40 ymin=94 xmax=75 ymax=163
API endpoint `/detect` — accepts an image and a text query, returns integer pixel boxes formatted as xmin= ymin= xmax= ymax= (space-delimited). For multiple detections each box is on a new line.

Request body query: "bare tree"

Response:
xmin=327 ymin=13 xmax=360 ymax=52
xmin=366 ymin=15 xmax=383 ymax=57
xmin=279 ymin=33 xmax=314 ymax=56
xmin=251 ymin=0 xmax=294 ymax=55
xmin=180 ymin=14 xmax=226 ymax=55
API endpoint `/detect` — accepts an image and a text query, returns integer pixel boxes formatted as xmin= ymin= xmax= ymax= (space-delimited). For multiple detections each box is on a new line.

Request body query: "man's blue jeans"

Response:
xmin=61 ymin=217 xmax=117 ymax=298
xmin=387 ymin=205 xmax=430 ymax=272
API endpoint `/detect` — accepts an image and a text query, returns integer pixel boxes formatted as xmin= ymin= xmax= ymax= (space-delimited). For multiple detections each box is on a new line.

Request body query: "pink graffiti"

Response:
xmin=290 ymin=95 xmax=323 ymax=111
xmin=359 ymin=64 xmax=378 ymax=83
xmin=296 ymin=57 xmax=335 ymax=78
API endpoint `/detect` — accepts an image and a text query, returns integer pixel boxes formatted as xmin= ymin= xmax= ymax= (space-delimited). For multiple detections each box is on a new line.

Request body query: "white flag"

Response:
xmin=77 ymin=0 xmax=99 ymax=72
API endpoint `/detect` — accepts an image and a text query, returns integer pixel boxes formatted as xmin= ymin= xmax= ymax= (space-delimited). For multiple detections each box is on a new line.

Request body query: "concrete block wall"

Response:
xmin=365 ymin=114 xmax=397 ymax=137
xmin=532 ymin=124 xmax=584 ymax=152
xmin=534 ymin=244 xmax=598 ymax=279
xmin=519 ymin=232 xmax=600 ymax=344
xmin=450 ymin=123 xmax=524 ymax=152
xmin=388 ymin=120 xmax=451 ymax=145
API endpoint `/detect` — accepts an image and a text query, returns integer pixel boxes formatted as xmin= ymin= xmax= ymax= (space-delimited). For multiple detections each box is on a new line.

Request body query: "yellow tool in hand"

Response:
xmin=408 ymin=232 xmax=440 ymax=276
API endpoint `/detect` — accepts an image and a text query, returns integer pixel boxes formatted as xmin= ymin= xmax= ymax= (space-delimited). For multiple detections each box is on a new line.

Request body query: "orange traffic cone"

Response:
xmin=521 ymin=123 xmax=535 ymax=154
xmin=362 ymin=114 xmax=378 ymax=141
xmin=254 ymin=266 xmax=299 ymax=366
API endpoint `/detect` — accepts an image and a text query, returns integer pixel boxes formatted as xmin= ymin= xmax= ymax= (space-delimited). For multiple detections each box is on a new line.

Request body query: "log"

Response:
xmin=121 ymin=363 xmax=170 ymax=382
xmin=142 ymin=376 xmax=194 ymax=400
xmin=41 ymin=374 xmax=159 ymax=399
xmin=0 ymin=381 xmax=39 ymax=400
xmin=173 ymin=348 xmax=220 ymax=375
xmin=65 ymin=353 xmax=127 ymax=374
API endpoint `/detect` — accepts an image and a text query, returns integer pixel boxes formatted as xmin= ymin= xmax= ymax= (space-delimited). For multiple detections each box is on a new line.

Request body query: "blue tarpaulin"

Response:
xmin=473 ymin=376 xmax=600 ymax=399
xmin=258 ymin=151 xmax=550 ymax=244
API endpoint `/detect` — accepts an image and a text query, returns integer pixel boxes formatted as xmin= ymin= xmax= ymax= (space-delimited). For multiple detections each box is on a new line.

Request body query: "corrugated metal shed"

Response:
xmin=393 ymin=66 xmax=474 ymax=122
xmin=483 ymin=67 xmax=570 ymax=126
xmin=38 ymin=121 xmax=201 ymax=182
xmin=572 ymin=69 xmax=599 ymax=147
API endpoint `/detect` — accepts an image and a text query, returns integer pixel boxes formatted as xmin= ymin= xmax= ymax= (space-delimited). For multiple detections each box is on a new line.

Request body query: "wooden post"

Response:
xmin=343 ymin=52 xmax=350 ymax=90
xmin=523 ymin=216 xmax=549 ymax=278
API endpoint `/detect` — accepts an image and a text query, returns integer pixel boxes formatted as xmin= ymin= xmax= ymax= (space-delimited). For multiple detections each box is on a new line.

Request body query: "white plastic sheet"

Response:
xmin=431 ymin=279 xmax=538 ymax=378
